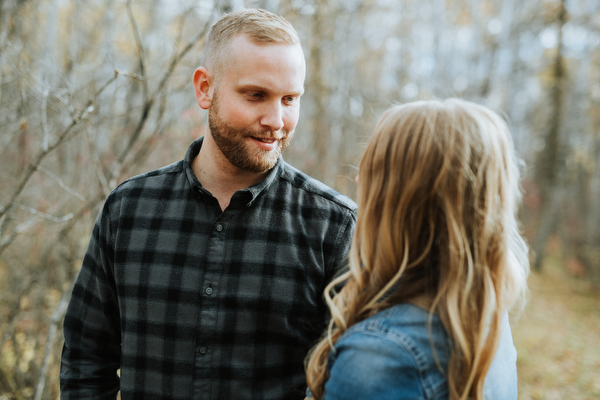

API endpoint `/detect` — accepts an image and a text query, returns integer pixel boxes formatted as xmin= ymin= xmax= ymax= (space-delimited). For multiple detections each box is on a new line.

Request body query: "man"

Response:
xmin=60 ymin=8 xmax=357 ymax=400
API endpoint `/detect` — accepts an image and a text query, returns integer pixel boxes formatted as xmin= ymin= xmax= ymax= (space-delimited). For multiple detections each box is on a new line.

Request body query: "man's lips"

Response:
xmin=250 ymin=136 xmax=278 ymax=151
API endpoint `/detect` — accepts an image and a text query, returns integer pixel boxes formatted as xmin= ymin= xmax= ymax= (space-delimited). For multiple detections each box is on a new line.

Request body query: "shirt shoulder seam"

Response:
xmin=278 ymin=162 xmax=357 ymax=213
xmin=111 ymin=160 xmax=185 ymax=192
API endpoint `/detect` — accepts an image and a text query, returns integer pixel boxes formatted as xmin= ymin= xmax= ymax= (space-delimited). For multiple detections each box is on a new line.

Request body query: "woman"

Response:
xmin=306 ymin=99 xmax=529 ymax=400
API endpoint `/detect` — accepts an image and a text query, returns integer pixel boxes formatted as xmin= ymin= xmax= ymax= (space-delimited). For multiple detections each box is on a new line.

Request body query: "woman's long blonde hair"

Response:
xmin=306 ymin=99 xmax=529 ymax=400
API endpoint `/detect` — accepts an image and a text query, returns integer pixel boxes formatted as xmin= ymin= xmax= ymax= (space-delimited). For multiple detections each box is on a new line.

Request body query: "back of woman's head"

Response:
xmin=354 ymin=98 xmax=529 ymax=398
xmin=355 ymin=98 xmax=528 ymax=306
xmin=306 ymin=98 xmax=529 ymax=400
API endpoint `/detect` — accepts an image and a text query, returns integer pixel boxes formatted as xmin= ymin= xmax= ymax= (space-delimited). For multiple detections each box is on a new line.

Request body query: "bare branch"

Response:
xmin=36 ymin=166 xmax=86 ymax=201
xmin=0 ymin=230 xmax=18 ymax=255
xmin=85 ymin=126 xmax=112 ymax=197
xmin=56 ymin=191 xmax=108 ymax=241
xmin=41 ymin=88 xmax=50 ymax=151
xmin=0 ymin=204 xmax=74 ymax=253
xmin=126 ymin=0 xmax=149 ymax=100
xmin=13 ymin=203 xmax=74 ymax=224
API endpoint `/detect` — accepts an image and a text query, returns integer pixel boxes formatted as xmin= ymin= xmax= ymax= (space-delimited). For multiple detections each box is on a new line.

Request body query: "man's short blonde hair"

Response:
xmin=201 ymin=8 xmax=300 ymax=77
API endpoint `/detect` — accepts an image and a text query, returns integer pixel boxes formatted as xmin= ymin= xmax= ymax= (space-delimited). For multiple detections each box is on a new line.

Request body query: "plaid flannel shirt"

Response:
xmin=60 ymin=137 xmax=357 ymax=400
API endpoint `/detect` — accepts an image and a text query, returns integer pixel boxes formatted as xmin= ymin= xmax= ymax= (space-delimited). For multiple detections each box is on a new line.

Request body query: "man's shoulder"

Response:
xmin=113 ymin=160 xmax=184 ymax=190
xmin=278 ymin=162 xmax=357 ymax=213
xmin=105 ymin=160 xmax=186 ymax=205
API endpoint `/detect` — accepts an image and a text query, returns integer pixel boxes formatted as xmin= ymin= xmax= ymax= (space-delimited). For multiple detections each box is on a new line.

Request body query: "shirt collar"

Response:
xmin=184 ymin=136 xmax=284 ymax=207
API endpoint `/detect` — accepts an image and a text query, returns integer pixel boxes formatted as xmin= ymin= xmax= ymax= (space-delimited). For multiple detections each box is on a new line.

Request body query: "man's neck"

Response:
xmin=192 ymin=135 xmax=269 ymax=211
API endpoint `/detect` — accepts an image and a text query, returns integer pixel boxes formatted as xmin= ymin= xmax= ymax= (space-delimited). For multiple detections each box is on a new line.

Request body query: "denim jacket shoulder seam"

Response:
xmin=334 ymin=319 xmax=448 ymax=399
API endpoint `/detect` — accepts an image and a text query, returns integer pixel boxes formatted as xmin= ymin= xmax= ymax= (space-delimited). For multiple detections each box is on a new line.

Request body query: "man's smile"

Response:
xmin=250 ymin=136 xmax=278 ymax=151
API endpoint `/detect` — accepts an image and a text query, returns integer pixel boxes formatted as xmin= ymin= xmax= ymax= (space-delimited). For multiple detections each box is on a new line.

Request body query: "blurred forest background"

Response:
xmin=1 ymin=0 xmax=599 ymax=398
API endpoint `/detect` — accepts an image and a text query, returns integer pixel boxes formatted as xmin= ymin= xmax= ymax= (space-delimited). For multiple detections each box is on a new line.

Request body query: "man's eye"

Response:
xmin=249 ymin=92 xmax=264 ymax=99
xmin=283 ymin=96 xmax=296 ymax=104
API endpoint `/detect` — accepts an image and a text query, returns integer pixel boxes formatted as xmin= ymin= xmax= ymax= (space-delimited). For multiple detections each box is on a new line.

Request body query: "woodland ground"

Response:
xmin=512 ymin=245 xmax=600 ymax=400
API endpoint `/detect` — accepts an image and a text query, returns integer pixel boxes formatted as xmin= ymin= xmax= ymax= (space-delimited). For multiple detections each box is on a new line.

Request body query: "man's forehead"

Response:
xmin=227 ymin=34 xmax=304 ymax=59
xmin=219 ymin=36 xmax=306 ymax=92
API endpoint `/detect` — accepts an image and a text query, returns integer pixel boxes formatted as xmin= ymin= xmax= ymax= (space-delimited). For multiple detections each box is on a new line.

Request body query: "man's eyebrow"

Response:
xmin=237 ymin=84 xmax=265 ymax=91
xmin=237 ymin=84 xmax=304 ymax=96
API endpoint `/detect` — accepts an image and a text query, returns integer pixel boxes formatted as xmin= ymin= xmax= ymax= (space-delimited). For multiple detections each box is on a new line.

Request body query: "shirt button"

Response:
xmin=197 ymin=346 xmax=207 ymax=356
xmin=205 ymin=286 xmax=213 ymax=295
xmin=216 ymin=224 xmax=223 ymax=232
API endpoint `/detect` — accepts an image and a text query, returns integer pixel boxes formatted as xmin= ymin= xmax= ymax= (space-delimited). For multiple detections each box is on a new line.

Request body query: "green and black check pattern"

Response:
xmin=60 ymin=137 xmax=357 ymax=400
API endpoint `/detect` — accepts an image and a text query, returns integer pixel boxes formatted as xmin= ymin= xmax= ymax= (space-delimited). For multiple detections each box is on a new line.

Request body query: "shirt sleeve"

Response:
xmin=323 ymin=329 xmax=425 ymax=400
xmin=325 ymin=210 xmax=357 ymax=284
xmin=60 ymin=201 xmax=121 ymax=399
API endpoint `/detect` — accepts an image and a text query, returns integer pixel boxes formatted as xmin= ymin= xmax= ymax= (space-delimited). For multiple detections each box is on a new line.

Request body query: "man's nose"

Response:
xmin=260 ymin=102 xmax=284 ymax=132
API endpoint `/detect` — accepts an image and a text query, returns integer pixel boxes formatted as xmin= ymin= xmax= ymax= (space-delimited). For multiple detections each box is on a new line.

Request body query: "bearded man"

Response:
xmin=60 ymin=8 xmax=356 ymax=400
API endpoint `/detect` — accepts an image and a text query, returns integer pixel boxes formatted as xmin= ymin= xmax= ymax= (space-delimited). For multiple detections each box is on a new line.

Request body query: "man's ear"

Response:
xmin=193 ymin=67 xmax=213 ymax=110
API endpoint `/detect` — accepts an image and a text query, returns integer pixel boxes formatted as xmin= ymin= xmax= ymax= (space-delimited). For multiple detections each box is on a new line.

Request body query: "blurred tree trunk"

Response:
xmin=560 ymin=41 xmax=599 ymax=281
xmin=532 ymin=0 xmax=567 ymax=271
xmin=578 ymin=38 xmax=600 ymax=282
xmin=307 ymin=0 xmax=333 ymax=183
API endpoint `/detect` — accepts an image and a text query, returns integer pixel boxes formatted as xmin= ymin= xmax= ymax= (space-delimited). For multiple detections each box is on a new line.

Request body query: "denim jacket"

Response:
xmin=319 ymin=304 xmax=518 ymax=400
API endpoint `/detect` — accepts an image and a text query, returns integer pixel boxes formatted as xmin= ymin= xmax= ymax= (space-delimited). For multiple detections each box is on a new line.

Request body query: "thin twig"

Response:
xmin=42 ymin=88 xmax=50 ymax=151
xmin=126 ymin=0 xmax=148 ymax=100
xmin=36 ymin=166 xmax=86 ymax=201
xmin=85 ymin=126 xmax=112 ymax=197
xmin=0 ymin=205 xmax=72 ymax=253
xmin=13 ymin=203 xmax=74 ymax=224
xmin=57 ymin=191 xmax=108 ymax=241
xmin=0 ymin=225 xmax=19 ymax=255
